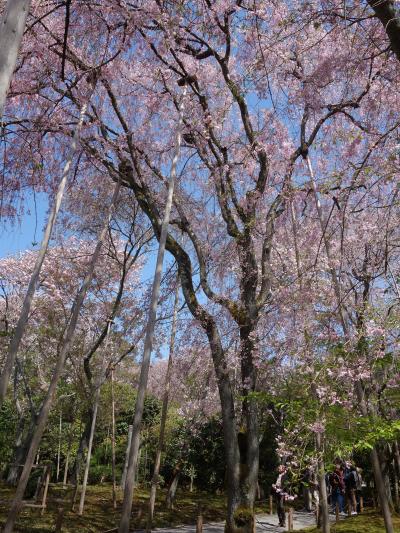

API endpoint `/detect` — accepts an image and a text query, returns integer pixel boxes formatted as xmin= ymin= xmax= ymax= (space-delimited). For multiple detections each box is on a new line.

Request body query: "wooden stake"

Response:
xmin=288 ymin=507 xmax=293 ymax=530
xmin=55 ymin=506 xmax=65 ymax=533
xmin=269 ymin=495 xmax=273 ymax=514
xmin=196 ymin=504 xmax=203 ymax=533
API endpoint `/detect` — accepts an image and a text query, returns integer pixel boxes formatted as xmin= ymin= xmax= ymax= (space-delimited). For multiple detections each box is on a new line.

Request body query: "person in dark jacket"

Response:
xmin=329 ymin=463 xmax=346 ymax=514
xmin=344 ymin=463 xmax=358 ymax=515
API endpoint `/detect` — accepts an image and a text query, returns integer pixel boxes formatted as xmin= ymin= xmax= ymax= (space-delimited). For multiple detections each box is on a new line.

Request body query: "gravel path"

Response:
xmin=144 ymin=510 xmax=325 ymax=533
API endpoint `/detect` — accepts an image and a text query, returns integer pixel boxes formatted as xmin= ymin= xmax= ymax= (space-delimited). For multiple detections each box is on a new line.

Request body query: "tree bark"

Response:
xmin=307 ymin=155 xmax=394 ymax=533
xmin=56 ymin=412 xmax=62 ymax=481
xmin=316 ymin=433 xmax=330 ymax=533
xmin=118 ymin=85 xmax=186 ymax=533
xmin=0 ymin=101 xmax=88 ymax=405
xmin=166 ymin=468 xmax=180 ymax=510
xmin=2 ymin=181 xmax=120 ymax=533
xmin=146 ymin=278 xmax=179 ymax=531
xmin=111 ymin=367 xmax=117 ymax=509
xmin=0 ymin=0 xmax=31 ymax=117
xmin=121 ymin=425 xmax=133 ymax=490
xmin=78 ymin=386 xmax=100 ymax=515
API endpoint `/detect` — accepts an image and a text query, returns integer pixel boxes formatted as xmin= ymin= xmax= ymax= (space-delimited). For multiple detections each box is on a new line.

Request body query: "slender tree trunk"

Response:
xmin=0 ymin=101 xmax=88 ymax=405
xmin=78 ymin=387 xmax=100 ymax=515
xmin=6 ymin=417 xmax=33 ymax=486
xmin=166 ymin=467 xmax=180 ymax=510
xmin=307 ymin=155 xmax=394 ymax=533
xmin=121 ymin=425 xmax=133 ymax=490
xmin=63 ymin=449 xmax=70 ymax=489
xmin=118 ymin=85 xmax=186 ymax=533
xmin=57 ymin=412 xmax=62 ymax=482
xmin=111 ymin=367 xmax=117 ymax=509
xmin=371 ymin=446 xmax=394 ymax=533
xmin=146 ymin=278 xmax=179 ymax=531
xmin=2 ymin=181 xmax=120 ymax=533
xmin=79 ymin=310 xmax=112 ymax=514
xmin=316 ymin=433 xmax=330 ymax=533
xmin=0 ymin=0 xmax=31 ymax=117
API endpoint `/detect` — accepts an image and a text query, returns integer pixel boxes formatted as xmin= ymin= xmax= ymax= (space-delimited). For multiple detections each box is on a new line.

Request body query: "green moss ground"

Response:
xmin=296 ymin=510 xmax=400 ymax=533
xmin=0 ymin=483 xmax=397 ymax=532
xmin=0 ymin=482 xmax=252 ymax=532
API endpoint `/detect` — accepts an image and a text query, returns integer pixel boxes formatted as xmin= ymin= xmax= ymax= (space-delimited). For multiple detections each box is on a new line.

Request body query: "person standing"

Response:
xmin=272 ymin=465 xmax=289 ymax=528
xmin=329 ymin=463 xmax=346 ymax=515
xmin=344 ymin=463 xmax=358 ymax=515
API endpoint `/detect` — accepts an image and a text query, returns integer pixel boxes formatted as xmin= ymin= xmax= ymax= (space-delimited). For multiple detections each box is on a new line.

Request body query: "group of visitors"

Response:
xmin=326 ymin=460 xmax=363 ymax=516
xmin=271 ymin=459 xmax=364 ymax=528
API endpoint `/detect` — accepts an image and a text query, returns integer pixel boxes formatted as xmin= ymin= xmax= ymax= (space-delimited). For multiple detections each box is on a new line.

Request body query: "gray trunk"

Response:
xmin=2 ymin=182 xmax=120 ymax=532
xmin=121 ymin=425 xmax=133 ymax=490
xmin=118 ymin=85 xmax=186 ymax=533
xmin=0 ymin=102 xmax=88 ymax=405
xmin=147 ymin=278 xmax=180 ymax=531
xmin=0 ymin=0 xmax=31 ymax=117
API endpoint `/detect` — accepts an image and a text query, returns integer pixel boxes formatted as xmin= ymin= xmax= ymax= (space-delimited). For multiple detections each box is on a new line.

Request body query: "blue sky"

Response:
xmin=0 ymin=193 xmax=48 ymax=258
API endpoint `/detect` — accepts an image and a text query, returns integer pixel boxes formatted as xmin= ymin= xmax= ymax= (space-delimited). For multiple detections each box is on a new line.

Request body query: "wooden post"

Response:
xmin=359 ymin=494 xmax=364 ymax=513
xmin=288 ymin=507 xmax=293 ymax=530
xmin=33 ymin=472 xmax=43 ymax=502
xmin=335 ymin=502 xmax=339 ymax=523
xmin=269 ymin=494 xmax=273 ymax=514
xmin=40 ymin=466 xmax=51 ymax=515
xmin=55 ymin=506 xmax=65 ymax=533
xmin=196 ymin=504 xmax=203 ymax=533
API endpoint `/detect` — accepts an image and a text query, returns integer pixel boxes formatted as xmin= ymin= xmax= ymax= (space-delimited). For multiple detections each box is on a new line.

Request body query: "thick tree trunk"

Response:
xmin=147 ymin=279 xmax=179 ymax=531
xmin=0 ymin=101 xmax=88 ymax=405
xmin=2 ymin=182 xmax=120 ymax=533
xmin=0 ymin=0 xmax=31 ymax=117
xmin=118 ymin=85 xmax=186 ymax=533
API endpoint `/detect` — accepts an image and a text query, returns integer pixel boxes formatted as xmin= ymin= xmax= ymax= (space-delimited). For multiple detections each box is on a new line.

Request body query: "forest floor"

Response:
xmin=0 ymin=482 xmax=242 ymax=532
xmin=296 ymin=509 xmax=400 ymax=533
xmin=0 ymin=483 xmax=398 ymax=532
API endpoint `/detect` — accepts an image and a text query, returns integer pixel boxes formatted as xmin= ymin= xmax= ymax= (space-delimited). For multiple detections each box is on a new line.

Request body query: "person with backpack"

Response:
xmin=329 ymin=463 xmax=346 ymax=515
xmin=344 ymin=462 xmax=358 ymax=515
